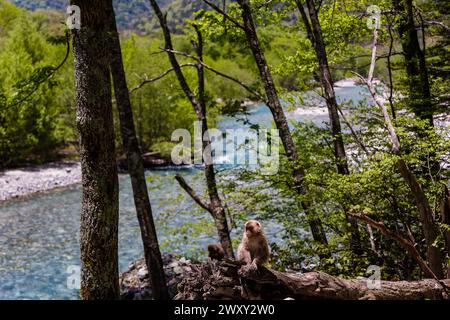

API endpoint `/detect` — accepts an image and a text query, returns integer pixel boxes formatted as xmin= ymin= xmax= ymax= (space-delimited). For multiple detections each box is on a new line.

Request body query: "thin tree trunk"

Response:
xmin=148 ymin=0 xmax=234 ymax=258
xmin=193 ymin=27 xmax=234 ymax=258
xmin=71 ymin=0 xmax=119 ymax=299
xmin=295 ymin=0 xmax=361 ymax=253
xmin=393 ymin=0 xmax=440 ymax=178
xmin=106 ymin=2 xmax=169 ymax=300
xmin=441 ymin=185 xmax=450 ymax=278
xmin=237 ymin=0 xmax=328 ymax=246
xmin=137 ymin=95 xmax=143 ymax=149
xmin=363 ymin=27 xmax=444 ymax=279
xmin=395 ymin=160 xmax=443 ymax=279
xmin=393 ymin=0 xmax=433 ymax=126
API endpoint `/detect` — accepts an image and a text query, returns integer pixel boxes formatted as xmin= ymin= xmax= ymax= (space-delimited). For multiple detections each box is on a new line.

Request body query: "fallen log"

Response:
xmin=175 ymin=260 xmax=450 ymax=300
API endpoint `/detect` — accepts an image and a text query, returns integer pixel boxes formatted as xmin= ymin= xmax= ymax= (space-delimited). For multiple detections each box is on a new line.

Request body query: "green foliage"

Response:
xmin=0 ymin=2 xmax=73 ymax=167
xmin=3 ymin=0 xmax=450 ymax=282
xmin=219 ymin=107 xmax=449 ymax=279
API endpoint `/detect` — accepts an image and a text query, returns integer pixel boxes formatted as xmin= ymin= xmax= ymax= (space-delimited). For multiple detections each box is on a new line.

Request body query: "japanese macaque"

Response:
xmin=237 ymin=220 xmax=269 ymax=269
xmin=208 ymin=243 xmax=225 ymax=261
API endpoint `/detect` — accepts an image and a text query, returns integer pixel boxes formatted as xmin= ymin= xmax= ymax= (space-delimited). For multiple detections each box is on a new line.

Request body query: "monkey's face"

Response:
xmin=244 ymin=220 xmax=262 ymax=238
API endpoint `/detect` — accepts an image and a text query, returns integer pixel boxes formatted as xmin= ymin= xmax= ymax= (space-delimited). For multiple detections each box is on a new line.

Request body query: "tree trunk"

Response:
xmin=440 ymin=185 xmax=450 ymax=278
xmin=148 ymin=0 xmax=234 ymax=258
xmin=364 ymin=31 xmax=444 ymax=279
xmin=237 ymin=0 xmax=328 ymax=246
xmin=396 ymin=160 xmax=444 ymax=279
xmin=393 ymin=0 xmax=441 ymax=179
xmin=176 ymin=260 xmax=450 ymax=300
xmin=296 ymin=0 xmax=361 ymax=253
xmin=71 ymin=0 xmax=119 ymax=299
xmin=106 ymin=2 xmax=169 ymax=300
xmin=393 ymin=0 xmax=433 ymax=125
xmin=194 ymin=28 xmax=235 ymax=259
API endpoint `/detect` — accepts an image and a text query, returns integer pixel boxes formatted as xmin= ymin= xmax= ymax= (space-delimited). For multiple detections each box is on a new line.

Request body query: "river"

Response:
xmin=0 ymin=82 xmax=371 ymax=299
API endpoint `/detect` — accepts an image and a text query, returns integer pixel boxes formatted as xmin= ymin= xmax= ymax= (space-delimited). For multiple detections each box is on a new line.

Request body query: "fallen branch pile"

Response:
xmin=175 ymin=260 xmax=450 ymax=300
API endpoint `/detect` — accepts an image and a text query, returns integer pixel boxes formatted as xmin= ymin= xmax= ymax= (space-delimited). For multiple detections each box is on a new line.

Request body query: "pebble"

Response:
xmin=183 ymin=266 xmax=192 ymax=273
xmin=0 ymin=161 xmax=81 ymax=201
xmin=179 ymin=257 xmax=187 ymax=263
xmin=173 ymin=266 xmax=184 ymax=274
xmin=137 ymin=267 xmax=148 ymax=279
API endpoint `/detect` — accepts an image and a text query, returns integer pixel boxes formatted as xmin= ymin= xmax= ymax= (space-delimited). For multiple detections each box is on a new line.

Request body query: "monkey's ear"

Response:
xmin=256 ymin=221 xmax=261 ymax=227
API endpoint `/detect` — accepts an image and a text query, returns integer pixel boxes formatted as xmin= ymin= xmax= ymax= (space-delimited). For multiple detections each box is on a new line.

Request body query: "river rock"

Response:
xmin=137 ymin=267 xmax=148 ymax=280
xmin=120 ymin=253 xmax=196 ymax=300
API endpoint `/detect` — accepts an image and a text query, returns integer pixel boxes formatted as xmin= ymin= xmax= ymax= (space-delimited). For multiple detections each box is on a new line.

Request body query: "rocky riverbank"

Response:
xmin=0 ymin=152 xmax=179 ymax=202
xmin=0 ymin=161 xmax=81 ymax=201
xmin=120 ymin=254 xmax=194 ymax=300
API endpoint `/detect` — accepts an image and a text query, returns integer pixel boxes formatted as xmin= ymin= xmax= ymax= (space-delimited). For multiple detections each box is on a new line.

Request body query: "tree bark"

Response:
xmin=176 ymin=260 xmax=450 ymax=300
xmin=106 ymin=2 xmax=169 ymax=300
xmin=350 ymin=212 xmax=437 ymax=279
xmin=148 ymin=0 xmax=234 ymax=258
xmin=193 ymin=26 xmax=234 ymax=259
xmin=71 ymin=0 xmax=119 ymax=299
xmin=393 ymin=0 xmax=433 ymax=125
xmin=295 ymin=0 xmax=361 ymax=253
xmin=395 ymin=160 xmax=444 ymax=279
xmin=237 ymin=0 xmax=328 ymax=246
xmin=441 ymin=185 xmax=450 ymax=278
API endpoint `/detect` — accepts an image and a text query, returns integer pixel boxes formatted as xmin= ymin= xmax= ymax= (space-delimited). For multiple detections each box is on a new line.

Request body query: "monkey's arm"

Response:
xmin=237 ymin=243 xmax=252 ymax=264
xmin=252 ymin=239 xmax=269 ymax=267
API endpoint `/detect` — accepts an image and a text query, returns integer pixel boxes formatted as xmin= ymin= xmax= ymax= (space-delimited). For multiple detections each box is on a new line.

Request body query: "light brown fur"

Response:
xmin=208 ymin=243 xmax=225 ymax=261
xmin=237 ymin=220 xmax=269 ymax=269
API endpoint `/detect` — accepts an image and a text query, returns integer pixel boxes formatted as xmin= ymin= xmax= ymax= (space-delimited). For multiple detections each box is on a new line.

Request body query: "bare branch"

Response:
xmin=367 ymin=27 xmax=378 ymax=84
xmin=350 ymin=213 xmax=436 ymax=279
xmin=202 ymin=63 xmax=265 ymax=101
xmin=360 ymin=73 xmax=401 ymax=153
xmin=202 ymin=0 xmax=246 ymax=30
xmin=129 ymin=63 xmax=195 ymax=94
xmin=424 ymin=20 xmax=450 ymax=33
xmin=159 ymin=47 xmax=265 ymax=100
xmin=336 ymin=106 xmax=370 ymax=155
xmin=7 ymin=32 xmax=71 ymax=109
xmin=159 ymin=47 xmax=198 ymax=60
xmin=366 ymin=223 xmax=380 ymax=256
xmin=351 ymin=25 xmax=401 ymax=154
xmin=175 ymin=174 xmax=212 ymax=213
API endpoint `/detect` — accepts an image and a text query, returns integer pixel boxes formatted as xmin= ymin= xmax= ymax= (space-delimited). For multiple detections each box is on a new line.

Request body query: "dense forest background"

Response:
xmin=0 ymin=0 xmax=312 ymax=167
xmin=0 ymin=0 xmax=397 ymax=168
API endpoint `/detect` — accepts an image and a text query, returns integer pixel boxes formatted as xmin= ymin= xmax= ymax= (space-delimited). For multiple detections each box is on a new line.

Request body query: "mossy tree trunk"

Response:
xmin=71 ymin=0 xmax=120 ymax=299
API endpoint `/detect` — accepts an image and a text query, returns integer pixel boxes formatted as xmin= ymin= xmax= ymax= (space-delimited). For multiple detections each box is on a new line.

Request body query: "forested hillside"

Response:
xmin=9 ymin=0 xmax=205 ymax=31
